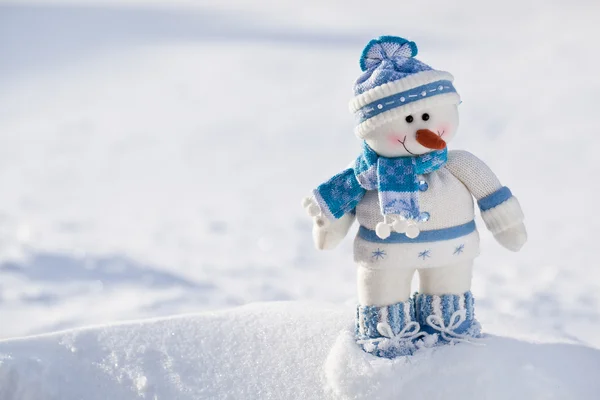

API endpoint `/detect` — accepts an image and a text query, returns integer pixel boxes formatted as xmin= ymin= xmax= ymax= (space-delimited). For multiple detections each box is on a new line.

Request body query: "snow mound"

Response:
xmin=0 ymin=302 xmax=599 ymax=400
xmin=326 ymin=330 xmax=600 ymax=399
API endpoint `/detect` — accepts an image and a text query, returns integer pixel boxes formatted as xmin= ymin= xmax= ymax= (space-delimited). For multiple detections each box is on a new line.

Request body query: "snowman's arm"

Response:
xmin=302 ymin=196 xmax=356 ymax=250
xmin=312 ymin=211 xmax=356 ymax=250
xmin=445 ymin=150 xmax=525 ymax=239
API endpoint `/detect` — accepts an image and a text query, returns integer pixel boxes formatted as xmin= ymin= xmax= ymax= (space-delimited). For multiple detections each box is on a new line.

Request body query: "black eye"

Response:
xmin=422 ymin=113 xmax=430 ymax=121
xmin=405 ymin=115 xmax=414 ymax=123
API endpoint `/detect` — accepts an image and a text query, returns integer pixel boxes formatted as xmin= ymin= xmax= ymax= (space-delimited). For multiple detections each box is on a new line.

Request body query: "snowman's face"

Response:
xmin=364 ymin=103 xmax=459 ymax=157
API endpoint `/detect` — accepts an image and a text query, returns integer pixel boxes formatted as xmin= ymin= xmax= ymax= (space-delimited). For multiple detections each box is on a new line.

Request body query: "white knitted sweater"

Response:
xmin=352 ymin=150 xmax=524 ymax=268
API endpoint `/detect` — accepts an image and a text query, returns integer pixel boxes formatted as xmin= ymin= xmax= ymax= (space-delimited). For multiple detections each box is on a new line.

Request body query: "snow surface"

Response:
xmin=1 ymin=302 xmax=599 ymax=400
xmin=1 ymin=0 xmax=600 ymax=398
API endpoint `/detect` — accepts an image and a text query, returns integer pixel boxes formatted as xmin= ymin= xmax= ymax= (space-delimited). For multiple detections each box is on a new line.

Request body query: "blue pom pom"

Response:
xmin=359 ymin=36 xmax=418 ymax=72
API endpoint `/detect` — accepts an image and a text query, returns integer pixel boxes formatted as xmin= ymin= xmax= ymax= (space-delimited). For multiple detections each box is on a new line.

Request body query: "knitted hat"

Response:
xmin=349 ymin=36 xmax=461 ymax=138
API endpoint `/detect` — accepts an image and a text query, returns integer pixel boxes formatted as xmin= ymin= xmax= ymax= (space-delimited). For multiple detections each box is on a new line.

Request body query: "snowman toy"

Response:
xmin=302 ymin=36 xmax=527 ymax=358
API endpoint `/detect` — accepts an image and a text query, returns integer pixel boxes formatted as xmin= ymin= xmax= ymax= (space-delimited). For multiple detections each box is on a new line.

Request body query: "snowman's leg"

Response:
xmin=418 ymin=261 xmax=472 ymax=295
xmin=355 ymin=266 xmax=419 ymax=358
xmin=415 ymin=261 xmax=481 ymax=339
xmin=357 ymin=265 xmax=415 ymax=306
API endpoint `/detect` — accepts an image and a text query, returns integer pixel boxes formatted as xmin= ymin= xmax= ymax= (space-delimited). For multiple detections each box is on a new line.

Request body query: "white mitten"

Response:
xmin=481 ymin=196 xmax=527 ymax=252
xmin=302 ymin=197 xmax=355 ymax=250
xmin=312 ymin=214 xmax=355 ymax=250
xmin=493 ymin=223 xmax=527 ymax=252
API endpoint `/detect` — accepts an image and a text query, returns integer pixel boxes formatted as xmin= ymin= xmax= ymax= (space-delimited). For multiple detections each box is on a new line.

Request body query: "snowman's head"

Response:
xmin=363 ymin=103 xmax=459 ymax=158
xmin=350 ymin=36 xmax=461 ymax=157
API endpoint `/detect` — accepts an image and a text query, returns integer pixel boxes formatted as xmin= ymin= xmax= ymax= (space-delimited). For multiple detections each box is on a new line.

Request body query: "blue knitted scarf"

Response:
xmin=313 ymin=143 xmax=447 ymax=221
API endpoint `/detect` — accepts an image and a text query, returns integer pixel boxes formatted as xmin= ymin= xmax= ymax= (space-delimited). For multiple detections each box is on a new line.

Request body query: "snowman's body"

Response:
xmin=331 ymin=149 xmax=522 ymax=308
xmin=303 ymin=36 xmax=526 ymax=358
xmin=353 ymin=151 xmax=485 ymax=269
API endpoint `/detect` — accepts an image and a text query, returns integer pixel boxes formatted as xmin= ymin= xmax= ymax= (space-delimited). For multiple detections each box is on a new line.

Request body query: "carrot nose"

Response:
xmin=416 ymin=129 xmax=446 ymax=150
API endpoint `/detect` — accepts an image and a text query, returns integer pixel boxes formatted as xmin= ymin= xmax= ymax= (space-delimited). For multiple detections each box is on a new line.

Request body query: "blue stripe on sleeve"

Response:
xmin=477 ymin=186 xmax=512 ymax=211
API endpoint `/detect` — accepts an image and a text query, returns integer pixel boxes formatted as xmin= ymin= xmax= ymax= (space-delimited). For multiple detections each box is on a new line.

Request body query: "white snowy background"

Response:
xmin=1 ymin=0 xmax=600 ymax=398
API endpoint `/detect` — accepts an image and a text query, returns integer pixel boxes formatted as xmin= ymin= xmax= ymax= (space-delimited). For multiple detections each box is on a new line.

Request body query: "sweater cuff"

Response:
xmin=481 ymin=196 xmax=524 ymax=234
xmin=477 ymin=186 xmax=512 ymax=211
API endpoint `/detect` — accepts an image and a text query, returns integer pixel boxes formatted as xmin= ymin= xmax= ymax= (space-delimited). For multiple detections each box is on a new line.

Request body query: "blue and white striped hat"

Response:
xmin=349 ymin=36 xmax=461 ymax=138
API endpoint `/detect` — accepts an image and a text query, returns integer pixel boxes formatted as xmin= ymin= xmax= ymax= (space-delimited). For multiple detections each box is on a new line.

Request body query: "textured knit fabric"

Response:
xmin=478 ymin=186 xmax=513 ymax=211
xmin=355 ymin=165 xmax=475 ymax=231
xmin=444 ymin=150 xmax=502 ymax=199
xmin=313 ymin=142 xmax=447 ymax=222
xmin=356 ymin=80 xmax=457 ymax=124
xmin=350 ymin=36 xmax=461 ymax=139
xmin=355 ymin=37 xmax=431 ymax=96
xmin=481 ymin=196 xmax=525 ymax=234
xmin=359 ymin=36 xmax=418 ymax=73
xmin=356 ymin=299 xmax=419 ymax=358
xmin=352 ymin=150 xmax=515 ymax=268
xmin=415 ymin=291 xmax=481 ymax=340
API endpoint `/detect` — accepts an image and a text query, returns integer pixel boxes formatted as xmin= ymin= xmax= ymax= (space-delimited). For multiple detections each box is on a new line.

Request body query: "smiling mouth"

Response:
xmin=397 ymin=136 xmax=416 ymax=155
xmin=437 ymin=130 xmax=446 ymax=137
